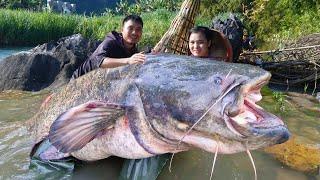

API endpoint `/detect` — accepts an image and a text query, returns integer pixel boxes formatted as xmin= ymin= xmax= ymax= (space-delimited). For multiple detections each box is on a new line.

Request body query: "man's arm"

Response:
xmin=100 ymin=52 xmax=146 ymax=68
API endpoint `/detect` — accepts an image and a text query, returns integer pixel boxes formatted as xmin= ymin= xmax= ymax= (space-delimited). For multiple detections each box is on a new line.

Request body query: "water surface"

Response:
xmin=0 ymin=90 xmax=319 ymax=180
xmin=0 ymin=47 xmax=31 ymax=61
xmin=0 ymin=47 xmax=319 ymax=179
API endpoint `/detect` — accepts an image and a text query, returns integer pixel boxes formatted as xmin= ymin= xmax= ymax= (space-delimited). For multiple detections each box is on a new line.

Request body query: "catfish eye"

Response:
xmin=214 ymin=77 xmax=222 ymax=85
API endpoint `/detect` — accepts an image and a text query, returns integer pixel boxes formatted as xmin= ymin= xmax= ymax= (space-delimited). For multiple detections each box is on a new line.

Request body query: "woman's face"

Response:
xmin=189 ymin=32 xmax=210 ymax=58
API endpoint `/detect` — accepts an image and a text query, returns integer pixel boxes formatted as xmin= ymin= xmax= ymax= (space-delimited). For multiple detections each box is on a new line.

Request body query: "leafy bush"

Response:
xmin=198 ymin=0 xmax=320 ymax=49
xmin=0 ymin=0 xmax=43 ymax=11
xmin=249 ymin=0 xmax=320 ymax=48
xmin=1 ymin=0 xmax=319 ymax=49
xmin=107 ymin=0 xmax=182 ymax=15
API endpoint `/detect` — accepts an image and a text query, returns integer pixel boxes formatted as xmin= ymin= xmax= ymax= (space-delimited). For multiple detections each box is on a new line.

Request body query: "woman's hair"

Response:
xmin=189 ymin=26 xmax=212 ymax=41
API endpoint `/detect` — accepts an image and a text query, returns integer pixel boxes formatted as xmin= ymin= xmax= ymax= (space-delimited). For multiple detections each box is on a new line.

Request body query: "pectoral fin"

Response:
xmin=48 ymin=101 xmax=125 ymax=153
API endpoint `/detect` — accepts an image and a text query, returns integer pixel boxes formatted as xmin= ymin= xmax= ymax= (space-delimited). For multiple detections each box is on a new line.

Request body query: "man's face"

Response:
xmin=122 ymin=20 xmax=143 ymax=46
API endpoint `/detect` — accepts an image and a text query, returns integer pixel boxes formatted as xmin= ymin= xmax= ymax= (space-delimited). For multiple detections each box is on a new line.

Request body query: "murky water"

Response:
xmin=0 ymin=89 xmax=319 ymax=180
xmin=0 ymin=47 xmax=31 ymax=61
xmin=0 ymin=47 xmax=319 ymax=179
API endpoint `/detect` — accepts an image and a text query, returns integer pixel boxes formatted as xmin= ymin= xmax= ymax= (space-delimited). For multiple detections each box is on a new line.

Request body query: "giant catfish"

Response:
xmin=28 ymin=54 xmax=290 ymax=162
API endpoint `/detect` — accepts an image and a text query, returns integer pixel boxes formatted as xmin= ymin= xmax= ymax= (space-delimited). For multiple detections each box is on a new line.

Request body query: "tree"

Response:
xmin=0 ymin=0 xmax=44 ymax=11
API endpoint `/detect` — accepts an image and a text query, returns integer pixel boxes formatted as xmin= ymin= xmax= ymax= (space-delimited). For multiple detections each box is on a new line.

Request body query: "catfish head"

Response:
xmin=136 ymin=55 xmax=290 ymax=154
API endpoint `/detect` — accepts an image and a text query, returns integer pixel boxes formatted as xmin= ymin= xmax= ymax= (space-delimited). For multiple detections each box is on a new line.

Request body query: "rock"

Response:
xmin=0 ymin=34 xmax=100 ymax=91
xmin=286 ymin=92 xmax=320 ymax=112
xmin=264 ymin=136 xmax=320 ymax=175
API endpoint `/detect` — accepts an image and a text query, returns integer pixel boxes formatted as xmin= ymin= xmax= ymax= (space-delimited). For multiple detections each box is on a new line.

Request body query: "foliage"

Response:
xmin=272 ymin=91 xmax=287 ymax=112
xmin=67 ymin=0 xmax=122 ymax=15
xmin=0 ymin=0 xmax=319 ymax=49
xmin=0 ymin=8 xmax=175 ymax=48
xmin=198 ymin=0 xmax=253 ymax=31
xmin=70 ymin=9 xmax=175 ymax=48
xmin=248 ymin=0 xmax=320 ymax=49
xmin=199 ymin=0 xmax=254 ymax=17
xmin=139 ymin=9 xmax=175 ymax=47
xmin=0 ymin=9 xmax=79 ymax=45
xmin=0 ymin=0 xmax=44 ymax=11
xmin=75 ymin=9 xmax=175 ymax=48
xmin=198 ymin=0 xmax=320 ymax=49
xmin=106 ymin=0 xmax=182 ymax=15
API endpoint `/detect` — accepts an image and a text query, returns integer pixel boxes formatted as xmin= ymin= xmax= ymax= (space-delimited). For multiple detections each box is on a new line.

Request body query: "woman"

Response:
xmin=188 ymin=26 xmax=212 ymax=58
xmin=188 ymin=26 xmax=233 ymax=61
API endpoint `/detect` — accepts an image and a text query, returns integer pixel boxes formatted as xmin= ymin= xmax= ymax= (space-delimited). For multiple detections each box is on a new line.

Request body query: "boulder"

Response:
xmin=0 ymin=34 xmax=100 ymax=91
xmin=265 ymin=136 xmax=320 ymax=175
xmin=264 ymin=92 xmax=320 ymax=175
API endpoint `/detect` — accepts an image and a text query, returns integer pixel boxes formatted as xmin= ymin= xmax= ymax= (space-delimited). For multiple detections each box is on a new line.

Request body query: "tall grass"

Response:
xmin=77 ymin=10 xmax=177 ymax=48
xmin=0 ymin=9 xmax=80 ymax=45
xmin=0 ymin=9 xmax=178 ymax=48
xmin=2 ymin=5 xmax=318 ymax=50
xmin=140 ymin=9 xmax=175 ymax=48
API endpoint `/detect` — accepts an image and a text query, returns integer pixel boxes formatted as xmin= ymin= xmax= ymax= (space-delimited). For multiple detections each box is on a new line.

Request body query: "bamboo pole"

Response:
xmin=241 ymin=45 xmax=320 ymax=55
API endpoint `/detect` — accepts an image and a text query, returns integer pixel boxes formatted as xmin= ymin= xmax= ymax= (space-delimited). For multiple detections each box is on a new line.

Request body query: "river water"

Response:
xmin=0 ymin=48 xmax=319 ymax=180
xmin=0 ymin=47 xmax=31 ymax=61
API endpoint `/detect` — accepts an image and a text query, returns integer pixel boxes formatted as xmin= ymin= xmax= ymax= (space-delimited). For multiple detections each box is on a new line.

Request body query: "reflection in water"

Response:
xmin=0 ymin=90 xmax=319 ymax=179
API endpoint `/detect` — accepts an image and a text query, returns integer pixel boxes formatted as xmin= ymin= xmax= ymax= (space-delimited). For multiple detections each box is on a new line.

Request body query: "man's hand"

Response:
xmin=101 ymin=53 xmax=146 ymax=68
xmin=127 ymin=53 xmax=146 ymax=64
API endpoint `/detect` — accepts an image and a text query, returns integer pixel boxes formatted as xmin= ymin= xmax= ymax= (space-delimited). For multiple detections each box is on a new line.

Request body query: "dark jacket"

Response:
xmin=72 ymin=31 xmax=138 ymax=79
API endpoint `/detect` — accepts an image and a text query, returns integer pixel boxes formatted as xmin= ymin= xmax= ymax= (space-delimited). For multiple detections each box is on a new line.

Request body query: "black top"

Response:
xmin=72 ymin=31 xmax=138 ymax=79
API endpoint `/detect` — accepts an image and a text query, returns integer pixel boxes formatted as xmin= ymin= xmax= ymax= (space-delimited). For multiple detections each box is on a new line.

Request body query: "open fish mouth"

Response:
xmin=224 ymin=76 xmax=288 ymax=141
xmin=168 ymin=71 xmax=289 ymax=154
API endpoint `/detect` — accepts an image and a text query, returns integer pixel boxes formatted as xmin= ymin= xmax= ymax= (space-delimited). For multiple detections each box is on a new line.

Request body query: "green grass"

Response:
xmin=0 ymin=9 xmax=179 ymax=48
xmin=249 ymin=1 xmax=320 ymax=50
xmin=258 ymin=11 xmax=320 ymax=50
xmin=138 ymin=9 xmax=175 ymax=48
xmin=1 ymin=6 xmax=319 ymax=50
xmin=0 ymin=9 xmax=80 ymax=45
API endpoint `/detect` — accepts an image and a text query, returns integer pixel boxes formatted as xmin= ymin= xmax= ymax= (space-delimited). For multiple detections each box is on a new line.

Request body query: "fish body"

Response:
xmin=29 ymin=54 xmax=290 ymax=161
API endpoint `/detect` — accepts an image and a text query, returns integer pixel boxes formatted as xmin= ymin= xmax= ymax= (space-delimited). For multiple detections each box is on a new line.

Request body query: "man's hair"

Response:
xmin=189 ymin=26 xmax=212 ymax=41
xmin=122 ymin=15 xmax=143 ymax=27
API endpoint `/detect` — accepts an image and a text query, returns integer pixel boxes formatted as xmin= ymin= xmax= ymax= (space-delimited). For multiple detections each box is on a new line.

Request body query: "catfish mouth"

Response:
xmin=224 ymin=74 xmax=287 ymax=139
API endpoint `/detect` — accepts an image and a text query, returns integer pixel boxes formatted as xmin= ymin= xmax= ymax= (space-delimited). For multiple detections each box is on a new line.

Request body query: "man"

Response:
xmin=72 ymin=15 xmax=169 ymax=180
xmin=72 ymin=15 xmax=146 ymax=79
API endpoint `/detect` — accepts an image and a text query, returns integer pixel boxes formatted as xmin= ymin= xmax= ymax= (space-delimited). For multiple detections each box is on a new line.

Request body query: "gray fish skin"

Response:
xmin=28 ymin=54 xmax=290 ymax=161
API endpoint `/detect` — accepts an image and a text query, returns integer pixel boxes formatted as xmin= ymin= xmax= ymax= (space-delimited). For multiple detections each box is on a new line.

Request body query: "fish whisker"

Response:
xmin=209 ymin=144 xmax=219 ymax=180
xmin=225 ymin=69 xmax=233 ymax=79
xmin=169 ymin=81 xmax=240 ymax=172
xmin=246 ymin=148 xmax=257 ymax=180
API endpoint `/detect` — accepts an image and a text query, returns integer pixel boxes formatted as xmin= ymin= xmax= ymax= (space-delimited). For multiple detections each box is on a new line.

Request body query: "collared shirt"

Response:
xmin=72 ymin=31 xmax=138 ymax=79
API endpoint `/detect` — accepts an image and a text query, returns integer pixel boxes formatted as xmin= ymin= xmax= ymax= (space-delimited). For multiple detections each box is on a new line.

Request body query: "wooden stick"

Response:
xmin=242 ymin=45 xmax=320 ymax=55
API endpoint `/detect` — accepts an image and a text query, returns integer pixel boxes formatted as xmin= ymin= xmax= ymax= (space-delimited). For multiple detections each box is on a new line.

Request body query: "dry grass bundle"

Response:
xmin=153 ymin=0 xmax=200 ymax=55
xmin=152 ymin=0 xmax=232 ymax=62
